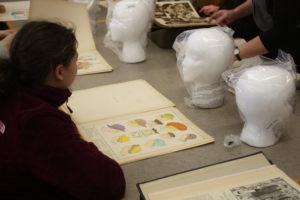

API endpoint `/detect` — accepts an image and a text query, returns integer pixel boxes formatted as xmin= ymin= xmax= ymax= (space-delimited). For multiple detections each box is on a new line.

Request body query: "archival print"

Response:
xmin=154 ymin=1 xmax=214 ymax=27
xmin=231 ymin=177 xmax=300 ymax=200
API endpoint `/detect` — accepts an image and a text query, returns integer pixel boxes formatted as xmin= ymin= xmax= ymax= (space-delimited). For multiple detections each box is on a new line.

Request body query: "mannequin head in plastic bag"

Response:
xmin=176 ymin=28 xmax=234 ymax=108
xmin=236 ymin=65 xmax=295 ymax=147
xmin=181 ymin=28 xmax=234 ymax=85
xmin=109 ymin=0 xmax=150 ymax=63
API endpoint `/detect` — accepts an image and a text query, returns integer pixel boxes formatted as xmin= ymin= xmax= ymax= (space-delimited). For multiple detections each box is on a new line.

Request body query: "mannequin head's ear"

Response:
xmin=54 ymin=64 xmax=65 ymax=81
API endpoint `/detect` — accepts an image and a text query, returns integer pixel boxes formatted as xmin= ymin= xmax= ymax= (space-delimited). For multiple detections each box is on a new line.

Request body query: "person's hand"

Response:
xmin=0 ymin=5 xmax=5 ymax=13
xmin=0 ymin=30 xmax=16 ymax=40
xmin=199 ymin=5 xmax=219 ymax=16
xmin=209 ymin=9 xmax=237 ymax=26
xmin=0 ymin=30 xmax=17 ymax=49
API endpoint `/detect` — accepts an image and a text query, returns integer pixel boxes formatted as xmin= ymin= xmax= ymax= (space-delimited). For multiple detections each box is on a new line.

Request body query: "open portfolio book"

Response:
xmin=137 ymin=152 xmax=300 ymax=200
xmin=29 ymin=0 xmax=113 ymax=75
xmin=0 ymin=1 xmax=30 ymax=21
xmin=62 ymin=80 xmax=214 ymax=164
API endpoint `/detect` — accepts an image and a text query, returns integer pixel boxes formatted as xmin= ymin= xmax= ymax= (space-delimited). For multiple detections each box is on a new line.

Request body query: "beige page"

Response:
xmin=29 ymin=0 xmax=113 ymax=75
xmin=64 ymin=80 xmax=175 ymax=124
xmin=149 ymin=165 xmax=300 ymax=200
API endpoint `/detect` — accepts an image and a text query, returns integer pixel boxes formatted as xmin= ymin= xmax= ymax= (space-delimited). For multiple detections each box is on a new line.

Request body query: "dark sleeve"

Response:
xmin=259 ymin=0 xmax=300 ymax=55
xmin=21 ymin=112 xmax=125 ymax=200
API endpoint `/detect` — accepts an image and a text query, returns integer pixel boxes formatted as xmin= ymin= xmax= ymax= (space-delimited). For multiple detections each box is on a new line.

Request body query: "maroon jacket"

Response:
xmin=0 ymin=85 xmax=125 ymax=200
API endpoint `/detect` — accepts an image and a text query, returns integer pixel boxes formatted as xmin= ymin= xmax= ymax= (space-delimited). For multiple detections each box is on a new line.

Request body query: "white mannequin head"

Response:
xmin=179 ymin=28 xmax=234 ymax=108
xmin=109 ymin=0 xmax=151 ymax=63
xmin=236 ymin=65 xmax=295 ymax=147
xmin=182 ymin=28 xmax=234 ymax=85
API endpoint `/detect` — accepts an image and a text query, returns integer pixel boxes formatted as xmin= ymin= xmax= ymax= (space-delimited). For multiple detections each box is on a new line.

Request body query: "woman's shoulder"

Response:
xmin=0 ymin=88 xmax=77 ymax=143
xmin=9 ymin=87 xmax=73 ymax=127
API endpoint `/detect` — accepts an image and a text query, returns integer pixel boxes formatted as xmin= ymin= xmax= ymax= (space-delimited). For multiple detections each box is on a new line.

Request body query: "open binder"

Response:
xmin=29 ymin=0 xmax=113 ymax=75
xmin=137 ymin=152 xmax=300 ymax=200
xmin=62 ymin=79 xmax=214 ymax=164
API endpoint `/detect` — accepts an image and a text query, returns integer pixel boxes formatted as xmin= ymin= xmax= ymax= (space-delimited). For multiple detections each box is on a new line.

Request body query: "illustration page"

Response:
xmin=79 ymin=107 xmax=214 ymax=164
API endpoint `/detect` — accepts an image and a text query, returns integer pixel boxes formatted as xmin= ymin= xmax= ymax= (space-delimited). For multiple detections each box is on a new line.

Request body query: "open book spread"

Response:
xmin=29 ymin=0 xmax=113 ymax=75
xmin=63 ymin=80 xmax=214 ymax=164
xmin=137 ymin=153 xmax=300 ymax=200
xmin=0 ymin=1 xmax=30 ymax=21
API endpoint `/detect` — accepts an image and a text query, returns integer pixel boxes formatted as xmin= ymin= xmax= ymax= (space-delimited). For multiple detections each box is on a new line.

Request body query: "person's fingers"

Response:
xmin=0 ymin=32 xmax=9 ymax=39
xmin=210 ymin=11 xmax=222 ymax=20
xmin=204 ymin=10 xmax=210 ymax=15
xmin=200 ymin=6 xmax=211 ymax=15
xmin=209 ymin=11 xmax=222 ymax=22
xmin=1 ymin=31 xmax=16 ymax=48
xmin=0 ymin=30 xmax=17 ymax=40
xmin=217 ymin=21 xmax=226 ymax=26
xmin=199 ymin=7 xmax=205 ymax=13
xmin=0 ymin=32 xmax=8 ymax=39
xmin=205 ymin=7 xmax=215 ymax=15
xmin=7 ymin=29 xmax=16 ymax=34
xmin=216 ymin=14 xmax=228 ymax=26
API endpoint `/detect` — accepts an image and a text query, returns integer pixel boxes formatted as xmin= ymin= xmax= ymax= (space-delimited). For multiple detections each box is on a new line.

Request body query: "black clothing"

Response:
xmin=0 ymin=22 xmax=8 ymax=30
xmin=220 ymin=0 xmax=259 ymax=41
xmin=222 ymin=0 xmax=300 ymax=71
xmin=255 ymin=0 xmax=300 ymax=68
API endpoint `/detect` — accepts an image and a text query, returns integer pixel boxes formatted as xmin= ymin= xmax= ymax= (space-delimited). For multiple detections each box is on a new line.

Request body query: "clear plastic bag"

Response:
xmin=173 ymin=27 xmax=235 ymax=108
xmin=104 ymin=0 xmax=155 ymax=63
xmin=224 ymin=134 xmax=241 ymax=148
xmin=222 ymin=50 xmax=297 ymax=147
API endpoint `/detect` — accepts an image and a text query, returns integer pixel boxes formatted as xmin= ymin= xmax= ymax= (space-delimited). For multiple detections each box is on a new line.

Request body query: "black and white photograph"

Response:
xmin=231 ymin=177 xmax=300 ymax=200
xmin=154 ymin=1 xmax=214 ymax=27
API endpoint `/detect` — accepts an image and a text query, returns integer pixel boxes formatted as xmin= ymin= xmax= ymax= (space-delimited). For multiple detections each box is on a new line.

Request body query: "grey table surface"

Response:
xmin=8 ymin=4 xmax=300 ymax=200
xmin=88 ymin=15 xmax=300 ymax=200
